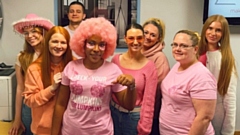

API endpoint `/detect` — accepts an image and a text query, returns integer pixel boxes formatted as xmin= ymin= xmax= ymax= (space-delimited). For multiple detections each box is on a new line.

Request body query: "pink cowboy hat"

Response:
xmin=12 ymin=13 xmax=54 ymax=35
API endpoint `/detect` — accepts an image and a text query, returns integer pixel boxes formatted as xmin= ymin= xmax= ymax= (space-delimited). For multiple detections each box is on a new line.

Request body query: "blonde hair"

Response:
xmin=143 ymin=18 xmax=165 ymax=43
xmin=175 ymin=30 xmax=200 ymax=46
xmin=194 ymin=32 xmax=201 ymax=41
xmin=198 ymin=14 xmax=237 ymax=96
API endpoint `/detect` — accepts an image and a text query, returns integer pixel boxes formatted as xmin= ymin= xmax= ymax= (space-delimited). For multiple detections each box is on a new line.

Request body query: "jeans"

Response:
xmin=110 ymin=105 xmax=140 ymax=135
xmin=21 ymin=103 xmax=33 ymax=135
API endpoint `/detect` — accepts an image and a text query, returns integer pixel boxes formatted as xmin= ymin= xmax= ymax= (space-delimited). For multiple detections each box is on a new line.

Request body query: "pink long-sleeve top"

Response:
xmin=111 ymin=54 xmax=158 ymax=135
xmin=23 ymin=60 xmax=63 ymax=135
xmin=142 ymin=42 xmax=170 ymax=119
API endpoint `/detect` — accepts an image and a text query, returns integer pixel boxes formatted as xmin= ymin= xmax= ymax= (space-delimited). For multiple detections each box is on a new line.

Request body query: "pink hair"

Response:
xmin=70 ymin=17 xmax=117 ymax=59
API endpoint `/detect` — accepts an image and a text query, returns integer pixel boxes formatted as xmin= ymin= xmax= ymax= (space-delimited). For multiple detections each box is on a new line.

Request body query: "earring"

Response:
xmin=218 ymin=42 xmax=221 ymax=46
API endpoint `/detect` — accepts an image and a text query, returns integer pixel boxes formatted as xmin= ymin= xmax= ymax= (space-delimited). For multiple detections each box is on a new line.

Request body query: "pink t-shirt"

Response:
xmin=61 ymin=59 xmax=126 ymax=135
xmin=160 ymin=62 xmax=217 ymax=135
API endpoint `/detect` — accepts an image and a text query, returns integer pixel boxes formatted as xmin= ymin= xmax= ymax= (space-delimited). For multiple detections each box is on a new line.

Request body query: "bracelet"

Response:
xmin=127 ymin=83 xmax=135 ymax=91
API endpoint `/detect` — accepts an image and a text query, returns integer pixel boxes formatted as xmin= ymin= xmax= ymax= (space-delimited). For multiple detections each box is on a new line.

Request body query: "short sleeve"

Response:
xmin=190 ymin=81 xmax=217 ymax=99
xmin=61 ymin=62 xmax=71 ymax=86
xmin=110 ymin=63 xmax=127 ymax=93
xmin=15 ymin=53 xmax=21 ymax=67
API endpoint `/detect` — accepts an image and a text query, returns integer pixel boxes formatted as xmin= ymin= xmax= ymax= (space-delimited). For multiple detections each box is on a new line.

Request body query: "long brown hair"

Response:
xmin=198 ymin=14 xmax=237 ymax=96
xmin=18 ymin=26 xmax=44 ymax=75
xmin=40 ymin=26 xmax=72 ymax=88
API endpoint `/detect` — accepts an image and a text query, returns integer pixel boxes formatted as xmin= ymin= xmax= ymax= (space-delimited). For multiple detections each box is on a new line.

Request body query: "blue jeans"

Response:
xmin=21 ymin=103 xmax=33 ymax=135
xmin=110 ymin=105 xmax=140 ymax=135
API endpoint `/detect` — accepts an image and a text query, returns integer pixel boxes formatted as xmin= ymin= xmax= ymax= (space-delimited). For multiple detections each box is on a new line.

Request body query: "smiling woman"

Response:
xmin=9 ymin=13 xmax=54 ymax=135
xmin=160 ymin=30 xmax=217 ymax=135
xmin=51 ymin=17 xmax=137 ymax=135
xmin=22 ymin=26 xmax=73 ymax=135
xmin=110 ymin=22 xmax=158 ymax=135
xmin=48 ymin=33 xmax=68 ymax=58
xmin=198 ymin=15 xmax=238 ymax=135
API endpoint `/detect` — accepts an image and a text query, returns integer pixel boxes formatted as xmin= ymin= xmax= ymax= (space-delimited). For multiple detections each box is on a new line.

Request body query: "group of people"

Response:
xmin=7 ymin=1 xmax=237 ymax=135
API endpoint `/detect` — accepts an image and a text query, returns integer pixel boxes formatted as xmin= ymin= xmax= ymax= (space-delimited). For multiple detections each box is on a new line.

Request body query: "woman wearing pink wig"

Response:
xmin=9 ymin=13 xmax=53 ymax=135
xmin=51 ymin=17 xmax=137 ymax=135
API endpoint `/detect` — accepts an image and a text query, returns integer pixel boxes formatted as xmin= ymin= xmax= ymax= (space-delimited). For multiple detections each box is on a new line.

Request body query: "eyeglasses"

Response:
xmin=23 ymin=30 xmax=39 ymax=37
xmin=126 ymin=36 xmax=144 ymax=43
xmin=170 ymin=43 xmax=194 ymax=49
xmin=86 ymin=40 xmax=107 ymax=51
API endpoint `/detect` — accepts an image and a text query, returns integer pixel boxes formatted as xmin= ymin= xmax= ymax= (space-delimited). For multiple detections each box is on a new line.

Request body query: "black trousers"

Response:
xmin=150 ymin=118 xmax=160 ymax=135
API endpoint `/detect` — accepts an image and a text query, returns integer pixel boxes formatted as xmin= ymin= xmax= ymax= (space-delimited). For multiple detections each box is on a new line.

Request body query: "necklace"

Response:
xmin=83 ymin=67 xmax=98 ymax=79
xmin=82 ymin=59 xmax=103 ymax=79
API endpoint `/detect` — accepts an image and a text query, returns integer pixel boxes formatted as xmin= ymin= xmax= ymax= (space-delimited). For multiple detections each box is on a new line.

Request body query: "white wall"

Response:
xmin=140 ymin=0 xmax=240 ymax=131
xmin=0 ymin=0 xmax=55 ymax=65
xmin=0 ymin=0 xmax=239 ymax=131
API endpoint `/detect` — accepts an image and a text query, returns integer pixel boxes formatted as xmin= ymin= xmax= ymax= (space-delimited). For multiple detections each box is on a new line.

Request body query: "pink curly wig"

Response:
xmin=70 ymin=17 xmax=117 ymax=59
